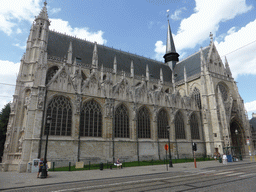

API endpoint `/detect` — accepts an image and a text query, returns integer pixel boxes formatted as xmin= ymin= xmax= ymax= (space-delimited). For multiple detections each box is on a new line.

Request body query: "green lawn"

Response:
xmin=48 ymin=157 xmax=213 ymax=172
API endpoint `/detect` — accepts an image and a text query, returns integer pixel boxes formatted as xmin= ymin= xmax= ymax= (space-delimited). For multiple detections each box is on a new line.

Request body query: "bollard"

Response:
xmin=69 ymin=162 xmax=71 ymax=171
xmin=53 ymin=162 xmax=55 ymax=171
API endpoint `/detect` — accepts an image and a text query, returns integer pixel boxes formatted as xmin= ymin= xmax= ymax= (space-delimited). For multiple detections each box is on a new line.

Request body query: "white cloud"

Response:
xmin=16 ymin=28 xmax=22 ymax=34
xmin=154 ymin=41 xmax=165 ymax=61
xmin=170 ymin=7 xmax=186 ymax=21
xmin=13 ymin=43 xmax=26 ymax=50
xmin=50 ymin=18 xmax=107 ymax=45
xmin=0 ymin=60 xmax=20 ymax=110
xmin=227 ymin=26 xmax=236 ymax=35
xmin=154 ymin=0 xmax=252 ymax=59
xmin=245 ymin=100 xmax=256 ymax=118
xmin=0 ymin=0 xmax=42 ymax=35
xmin=50 ymin=8 xmax=61 ymax=15
xmin=215 ymin=19 xmax=256 ymax=78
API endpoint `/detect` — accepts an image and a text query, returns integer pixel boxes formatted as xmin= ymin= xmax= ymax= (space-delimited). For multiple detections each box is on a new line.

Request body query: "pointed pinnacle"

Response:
xmin=166 ymin=20 xmax=176 ymax=54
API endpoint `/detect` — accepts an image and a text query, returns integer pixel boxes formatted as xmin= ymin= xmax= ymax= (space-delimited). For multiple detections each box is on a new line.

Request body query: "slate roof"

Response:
xmin=174 ymin=46 xmax=210 ymax=82
xmin=250 ymin=117 xmax=256 ymax=131
xmin=47 ymin=31 xmax=172 ymax=82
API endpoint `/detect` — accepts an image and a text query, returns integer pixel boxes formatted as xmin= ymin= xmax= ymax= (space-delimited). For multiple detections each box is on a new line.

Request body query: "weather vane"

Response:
xmin=167 ymin=9 xmax=170 ymax=20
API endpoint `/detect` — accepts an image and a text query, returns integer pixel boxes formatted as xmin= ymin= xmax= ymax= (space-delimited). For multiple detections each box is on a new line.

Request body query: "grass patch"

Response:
xmin=48 ymin=157 xmax=214 ymax=172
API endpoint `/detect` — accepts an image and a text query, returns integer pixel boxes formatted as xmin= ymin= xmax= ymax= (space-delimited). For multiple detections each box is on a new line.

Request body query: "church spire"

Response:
xmin=163 ymin=20 xmax=179 ymax=71
xmin=35 ymin=1 xmax=49 ymax=21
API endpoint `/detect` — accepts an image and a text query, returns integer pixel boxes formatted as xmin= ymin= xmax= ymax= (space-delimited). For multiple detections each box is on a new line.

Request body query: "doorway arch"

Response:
xmin=230 ymin=120 xmax=245 ymax=156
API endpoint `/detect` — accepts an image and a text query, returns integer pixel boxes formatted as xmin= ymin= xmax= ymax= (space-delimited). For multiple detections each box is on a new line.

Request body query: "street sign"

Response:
xmin=164 ymin=144 xmax=168 ymax=151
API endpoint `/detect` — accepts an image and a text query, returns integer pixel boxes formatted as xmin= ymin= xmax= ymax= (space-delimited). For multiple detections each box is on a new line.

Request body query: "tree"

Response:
xmin=0 ymin=103 xmax=11 ymax=162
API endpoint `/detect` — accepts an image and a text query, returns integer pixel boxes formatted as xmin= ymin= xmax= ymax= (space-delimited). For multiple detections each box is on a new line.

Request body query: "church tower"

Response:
xmin=163 ymin=20 xmax=179 ymax=71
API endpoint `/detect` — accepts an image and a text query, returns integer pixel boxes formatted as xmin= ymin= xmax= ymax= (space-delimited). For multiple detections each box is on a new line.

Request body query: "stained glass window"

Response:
xmin=190 ymin=113 xmax=200 ymax=139
xmin=80 ymin=100 xmax=102 ymax=137
xmin=138 ymin=107 xmax=151 ymax=138
xmin=46 ymin=96 xmax=72 ymax=136
xmin=115 ymin=104 xmax=129 ymax=138
xmin=157 ymin=109 xmax=168 ymax=139
xmin=175 ymin=111 xmax=185 ymax=139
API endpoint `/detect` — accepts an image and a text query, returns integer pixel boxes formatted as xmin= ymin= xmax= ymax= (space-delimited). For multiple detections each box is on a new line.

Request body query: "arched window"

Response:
xmin=192 ymin=87 xmax=201 ymax=109
xmin=175 ymin=111 xmax=185 ymax=139
xmin=46 ymin=66 xmax=59 ymax=85
xmin=115 ymin=104 xmax=129 ymax=138
xmin=46 ymin=96 xmax=72 ymax=136
xmin=190 ymin=113 xmax=200 ymax=139
xmin=157 ymin=109 xmax=168 ymax=139
xmin=138 ymin=107 xmax=151 ymax=138
xmin=218 ymin=84 xmax=228 ymax=101
xmin=80 ymin=100 xmax=102 ymax=137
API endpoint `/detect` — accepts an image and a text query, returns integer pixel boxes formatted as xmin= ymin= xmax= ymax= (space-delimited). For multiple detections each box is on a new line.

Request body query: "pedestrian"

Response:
xmin=114 ymin=158 xmax=122 ymax=169
xmin=222 ymin=153 xmax=227 ymax=165
xmin=37 ymin=158 xmax=43 ymax=178
xmin=214 ymin=152 xmax=217 ymax=161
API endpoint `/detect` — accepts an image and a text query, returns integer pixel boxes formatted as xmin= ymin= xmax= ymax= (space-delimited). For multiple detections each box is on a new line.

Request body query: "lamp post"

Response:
xmin=235 ymin=129 xmax=242 ymax=161
xmin=41 ymin=116 xmax=52 ymax=178
xmin=167 ymin=126 xmax=173 ymax=167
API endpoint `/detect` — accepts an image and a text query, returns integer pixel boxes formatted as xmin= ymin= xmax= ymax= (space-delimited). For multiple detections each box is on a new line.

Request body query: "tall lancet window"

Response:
xmin=157 ymin=109 xmax=169 ymax=139
xmin=46 ymin=96 xmax=72 ymax=136
xmin=190 ymin=113 xmax=200 ymax=140
xmin=115 ymin=104 xmax=129 ymax=138
xmin=138 ymin=107 xmax=151 ymax=138
xmin=80 ymin=100 xmax=102 ymax=137
xmin=192 ymin=87 xmax=201 ymax=109
xmin=175 ymin=111 xmax=185 ymax=139
xmin=218 ymin=84 xmax=228 ymax=101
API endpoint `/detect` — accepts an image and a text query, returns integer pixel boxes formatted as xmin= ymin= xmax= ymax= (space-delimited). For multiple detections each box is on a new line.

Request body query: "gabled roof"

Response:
xmin=47 ymin=31 xmax=172 ymax=82
xmin=174 ymin=46 xmax=210 ymax=82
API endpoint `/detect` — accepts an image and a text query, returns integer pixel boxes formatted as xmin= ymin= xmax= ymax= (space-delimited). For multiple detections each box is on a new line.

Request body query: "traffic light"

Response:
xmin=192 ymin=142 xmax=197 ymax=151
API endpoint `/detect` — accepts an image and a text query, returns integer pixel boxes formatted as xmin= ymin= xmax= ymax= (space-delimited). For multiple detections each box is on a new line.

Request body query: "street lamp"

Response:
xmin=41 ymin=116 xmax=52 ymax=178
xmin=235 ymin=129 xmax=242 ymax=161
xmin=167 ymin=126 xmax=173 ymax=167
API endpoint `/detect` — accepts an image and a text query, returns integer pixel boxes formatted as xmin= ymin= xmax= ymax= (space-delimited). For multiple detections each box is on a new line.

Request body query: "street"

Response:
xmin=1 ymin=162 xmax=256 ymax=192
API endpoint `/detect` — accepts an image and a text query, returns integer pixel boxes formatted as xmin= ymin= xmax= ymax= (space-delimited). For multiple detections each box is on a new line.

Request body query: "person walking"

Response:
xmin=222 ymin=153 xmax=227 ymax=165
xmin=37 ymin=158 xmax=44 ymax=178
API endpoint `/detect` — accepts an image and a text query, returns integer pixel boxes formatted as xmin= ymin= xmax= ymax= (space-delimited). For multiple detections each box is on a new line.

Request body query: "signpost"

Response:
xmin=164 ymin=144 xmax=168 ymax=171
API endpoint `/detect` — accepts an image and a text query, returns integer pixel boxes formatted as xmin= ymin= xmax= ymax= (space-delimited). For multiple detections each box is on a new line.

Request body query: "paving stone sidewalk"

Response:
xmin=0 ymin=159 xmax=254 ymax=190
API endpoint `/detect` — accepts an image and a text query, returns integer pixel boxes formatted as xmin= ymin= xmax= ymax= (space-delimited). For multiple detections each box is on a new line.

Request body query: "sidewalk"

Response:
xmin=0 ymin=159 xmax=254 ymax=190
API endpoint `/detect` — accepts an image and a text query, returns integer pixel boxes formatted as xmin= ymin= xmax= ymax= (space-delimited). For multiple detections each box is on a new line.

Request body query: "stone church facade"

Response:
xmin=2 ymin=2 xmax=252 ymax=172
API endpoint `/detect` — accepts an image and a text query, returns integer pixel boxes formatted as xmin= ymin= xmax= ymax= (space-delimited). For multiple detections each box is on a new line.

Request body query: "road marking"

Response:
xmin=214 ymin=171 xmax=234 ymax=175
xmin=199 ymin=170 xmax=216 ymax=174
xmin=239 ymin=173 xmax=256 ymax=177
xmin=226 ymin=172 xmax=244 ymax=176
xmin=51 ymin=172 xmax=201 ymax=192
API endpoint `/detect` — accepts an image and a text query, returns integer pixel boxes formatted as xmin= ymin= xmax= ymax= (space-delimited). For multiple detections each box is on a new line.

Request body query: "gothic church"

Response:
xmin=2 ymin=2 xmax=252 ymax=172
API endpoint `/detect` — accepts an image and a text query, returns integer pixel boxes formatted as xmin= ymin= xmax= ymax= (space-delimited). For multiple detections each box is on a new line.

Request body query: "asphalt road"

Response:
xmin=2 ymin=163 xmax=256 ymax=192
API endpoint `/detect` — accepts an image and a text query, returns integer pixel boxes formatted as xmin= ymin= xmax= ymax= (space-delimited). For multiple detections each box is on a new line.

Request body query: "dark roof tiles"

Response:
xmin=174 ymin=46 xmax=210 ymax=82
xmin=47 ymin=31 xmax=172 ymax=82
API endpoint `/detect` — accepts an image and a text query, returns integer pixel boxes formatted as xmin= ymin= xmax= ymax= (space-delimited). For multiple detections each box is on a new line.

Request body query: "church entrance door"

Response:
xmin=230 ymin=120 xmax=245 ymax=159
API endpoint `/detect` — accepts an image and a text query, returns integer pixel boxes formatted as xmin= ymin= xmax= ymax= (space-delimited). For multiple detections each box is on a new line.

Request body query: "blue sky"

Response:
xmin=0 ymin=0 xmax=256 ymax=118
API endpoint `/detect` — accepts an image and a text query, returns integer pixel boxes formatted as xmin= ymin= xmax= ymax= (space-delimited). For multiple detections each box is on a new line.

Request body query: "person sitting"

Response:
xmin=114 ymin=158 xmax=122 ymax=169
